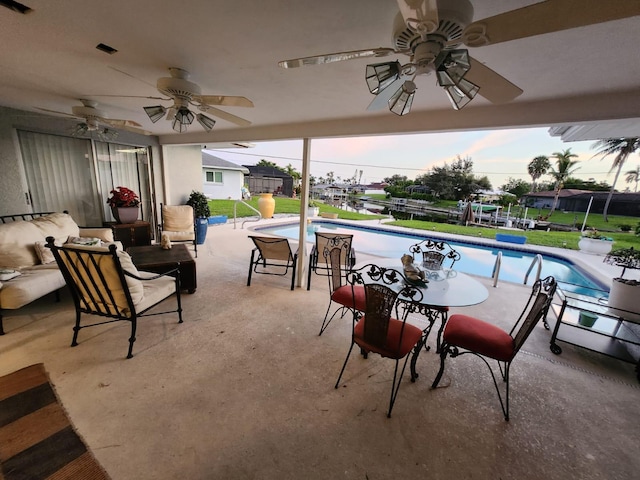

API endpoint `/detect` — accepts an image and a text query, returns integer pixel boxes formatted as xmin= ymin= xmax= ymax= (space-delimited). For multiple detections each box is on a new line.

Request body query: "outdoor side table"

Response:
xmin=127 ymin=244 xmax=197 ymax=294
xmin=549 ymin=285 xmax=640 ymax=382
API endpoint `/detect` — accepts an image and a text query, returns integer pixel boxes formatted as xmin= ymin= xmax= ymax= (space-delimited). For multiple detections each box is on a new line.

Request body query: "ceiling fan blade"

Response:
xmin=87 ymin=94 xmax=168 ymax=101
xmin=102 ymin=118 xmax=144 ymax=128
xmin=462 ymin=0 xmax=640 ymax=47
xmin=36 ymin=107 xmax=77 ymax=118
xmin=366 ymin=76 xmax=408 ymax=111
xmin=195 ymin=95 xmax=254 ymax=108
xmin=199 ymin=106 xmax=251 ymax=127
xmin=278 ymin=48 xmax=396 ymax=68
xmin=465 ymin=58 xmax=522 ymax=104
xmin=396 ymin=0 xmax=439 ymax=34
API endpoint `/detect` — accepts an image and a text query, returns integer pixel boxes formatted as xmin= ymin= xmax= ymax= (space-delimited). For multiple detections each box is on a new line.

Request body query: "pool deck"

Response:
xmin=3 ymin=216 xmax=639 ymax=479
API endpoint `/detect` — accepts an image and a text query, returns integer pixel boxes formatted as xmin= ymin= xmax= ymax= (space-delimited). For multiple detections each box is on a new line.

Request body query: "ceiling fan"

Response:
xmin=139 ymin=67 xmax=254 ymax=132
xmin=278 ymin=0 xmax=640 ymax=115
xmin=37 ymin=99 xmax=149 ymax=138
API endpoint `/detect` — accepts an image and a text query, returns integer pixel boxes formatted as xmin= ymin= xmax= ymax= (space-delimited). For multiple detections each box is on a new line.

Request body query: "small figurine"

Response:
xmin=401 ymin=254 xmax=426 ymax=283
xmin=161 ymin=233 xmax=172 ymax=250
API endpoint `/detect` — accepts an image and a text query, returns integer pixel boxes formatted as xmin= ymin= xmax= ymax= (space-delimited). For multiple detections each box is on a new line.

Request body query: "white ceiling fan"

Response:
xmin=37 ymin=99 xmax=149 ymax=137
xmin=119 ymin=67 xmax=254 ymax=131
xmin=279 ymin=0 xmax=640 ymax=114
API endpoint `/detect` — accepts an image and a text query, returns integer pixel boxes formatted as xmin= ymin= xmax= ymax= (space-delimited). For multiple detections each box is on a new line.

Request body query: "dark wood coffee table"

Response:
xmin=127 ymin=244 xmax=197 ymax=293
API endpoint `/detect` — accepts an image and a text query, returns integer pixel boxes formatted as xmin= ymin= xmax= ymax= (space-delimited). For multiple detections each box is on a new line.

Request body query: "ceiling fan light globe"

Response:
xmin=435 ymin=49 xmax=471 ymax=85
xmin=172 ymin=117 xmax=189 ymax=133
xmin=388 ymin=80 xmax=416 ymax=116
xmin=144 ymin=105 xmax=167 ymax=123
xmin=196 ymin=113 xmax=216 ymax=132
xmin=444 ymin=77 xmax=479 ymax=110
xmin=365 ymin=61 xmax=401 ymax=95
xmin=174 ymin=107 xmax=194 ymax=126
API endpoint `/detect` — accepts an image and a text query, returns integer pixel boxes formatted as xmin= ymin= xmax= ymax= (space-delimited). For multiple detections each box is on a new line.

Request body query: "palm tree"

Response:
xmin=591 ymin=138 xmax=640 ymax=222
xmin=527 ymin=155 xmax=550 ymax=192
xmin=547 ymin=149 xmax=580 ymax=216
xmin=625 ymin=166 xmax=640 ymax=192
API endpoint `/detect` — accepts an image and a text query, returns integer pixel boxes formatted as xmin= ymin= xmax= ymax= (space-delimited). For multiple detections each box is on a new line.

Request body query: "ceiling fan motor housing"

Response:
xmin=157 ymin=76 xmax=202 ymax=105
xmin=392 ymin=0 xmax=474 ymax=53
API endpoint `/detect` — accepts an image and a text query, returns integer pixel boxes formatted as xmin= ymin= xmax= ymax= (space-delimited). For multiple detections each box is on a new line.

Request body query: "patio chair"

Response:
xmin=247 ymin=236 xmax=298 ymax=290
xmin=318 ymin=236 xmax=366 ymax=336
xmin=335 ymin=264 xmax=424 ymax=418
xmin=46 ymin=237 xmax=183 ymax=359
xmin=408 ymin=238 xmax=461 ymax=353
xmin=307 ymin=232 xmax=356 ymax=290
xmin=431 ymin=276 xmax=557 ymax=421
xmin=160 ymin=203 xmax=197 ymax=257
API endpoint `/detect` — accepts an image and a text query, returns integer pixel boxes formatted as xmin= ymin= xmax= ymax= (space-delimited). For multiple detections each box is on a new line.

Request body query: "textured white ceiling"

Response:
xmin=1 ymin=0 xmax=638 ymax=145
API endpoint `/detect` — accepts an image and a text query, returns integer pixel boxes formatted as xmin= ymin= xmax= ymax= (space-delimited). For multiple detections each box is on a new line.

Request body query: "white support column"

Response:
xmin=296 ymin=138 xmax=312 ymax=288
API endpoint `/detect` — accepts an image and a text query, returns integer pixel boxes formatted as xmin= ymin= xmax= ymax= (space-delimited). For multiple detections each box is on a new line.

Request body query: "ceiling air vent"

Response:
xmin=0 ymin=0 xmax=33 ymax=14
xmin=96 ymin=43 xmax=118 ymax=55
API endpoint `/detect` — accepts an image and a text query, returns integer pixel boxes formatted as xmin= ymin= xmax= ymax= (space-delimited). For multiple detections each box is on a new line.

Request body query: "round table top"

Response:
xmin=354 ymin=259 xmax=489 ymax=308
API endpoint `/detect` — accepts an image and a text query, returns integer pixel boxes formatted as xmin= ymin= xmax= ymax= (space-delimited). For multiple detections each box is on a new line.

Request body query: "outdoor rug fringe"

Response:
xmin=0 ymin=363 xmax=110 ymax=480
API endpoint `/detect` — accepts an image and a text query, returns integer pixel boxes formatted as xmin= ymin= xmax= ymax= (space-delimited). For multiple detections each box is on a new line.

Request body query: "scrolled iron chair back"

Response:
xmin=409 ymin=239 xmax=461 ymax=269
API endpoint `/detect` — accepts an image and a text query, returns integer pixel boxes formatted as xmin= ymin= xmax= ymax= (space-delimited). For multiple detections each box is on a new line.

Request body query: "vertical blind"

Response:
xmin=18 ymin=131 xmax=153 ymax=229
xmin=18 ymin=130 xmax=101 ymax=226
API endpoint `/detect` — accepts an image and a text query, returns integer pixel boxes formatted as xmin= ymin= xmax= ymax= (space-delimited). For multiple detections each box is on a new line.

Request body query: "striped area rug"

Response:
xmin=0 ymin=364 xmax=110 ymax=480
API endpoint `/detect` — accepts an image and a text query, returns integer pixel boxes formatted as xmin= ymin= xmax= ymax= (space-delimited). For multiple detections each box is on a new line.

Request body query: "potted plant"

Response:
xmin=106 ymin=186 xmax=140 ymax=224
xmin=578 ymin=229 xmax=614 ymax=255
xmin=186 ymin=190 xmax=211 ymax=245
xmin=603 ymin=247 xmax=640 ymax=321
xmin=308 ymin=199 xmax=320 ymax=217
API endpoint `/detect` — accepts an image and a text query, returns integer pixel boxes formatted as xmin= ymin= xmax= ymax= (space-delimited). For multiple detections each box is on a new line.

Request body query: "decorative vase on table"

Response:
xmin=112 ymin=206 xmax=139 ymax=224
xmin=257 ymin=193 xmax=275 ymax=219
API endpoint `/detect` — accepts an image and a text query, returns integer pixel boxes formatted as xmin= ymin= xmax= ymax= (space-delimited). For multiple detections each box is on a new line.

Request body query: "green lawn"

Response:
xmin=210 ymin=197 xmax=640 ymax=251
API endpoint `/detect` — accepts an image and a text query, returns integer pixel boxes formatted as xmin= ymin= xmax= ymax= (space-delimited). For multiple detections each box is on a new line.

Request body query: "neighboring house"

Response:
xmin=522 ymin=190 xmax=640 ymax=217
xmin=244 ymin=165 xmax=293 ymax=197
xmin=202 ymin=153 xmax=249 ymax=200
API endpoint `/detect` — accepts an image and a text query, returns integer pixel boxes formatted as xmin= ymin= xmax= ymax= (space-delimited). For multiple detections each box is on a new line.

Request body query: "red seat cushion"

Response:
xmin=332 ymin=285 xmax=366 ymax=311
xmin=443 ymin=314 xmax=514 ymax=362
xmin=354 ymin=317 xmax=423 ymax=359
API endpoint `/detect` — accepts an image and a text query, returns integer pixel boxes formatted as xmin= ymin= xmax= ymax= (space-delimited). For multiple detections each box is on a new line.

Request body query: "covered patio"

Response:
xmin=2 ymin=220 xmax=638 ymax=479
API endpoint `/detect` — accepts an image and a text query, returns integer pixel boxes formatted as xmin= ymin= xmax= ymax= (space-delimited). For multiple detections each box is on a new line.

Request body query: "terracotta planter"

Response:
xmin=112 ymin=206 xmax=139 ymax=224
xmin=257 ymin=193 xmax=275 ymax=219
xmin=578 ymin=237 xmax=613 ymax=255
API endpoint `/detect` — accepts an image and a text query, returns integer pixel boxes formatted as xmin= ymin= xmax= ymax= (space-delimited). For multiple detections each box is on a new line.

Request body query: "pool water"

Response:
xmin=256 ymin=221 xmax=607 ymax=294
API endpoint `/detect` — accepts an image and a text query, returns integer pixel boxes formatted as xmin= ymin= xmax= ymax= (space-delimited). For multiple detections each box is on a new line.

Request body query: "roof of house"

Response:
xmin=202 ymin=153 xmax=249 ymax=173
xmin=243 ymin=165 xmax=292 ymax=178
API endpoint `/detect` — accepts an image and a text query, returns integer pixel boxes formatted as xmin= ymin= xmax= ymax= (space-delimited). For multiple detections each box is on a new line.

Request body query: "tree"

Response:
xmin=325 ymin=171 xmax=335 ymax=184
xmin=625 ymin=166 xmax=640 ymax=192
xmin=256 ymin=159 xmax=280 ymax=169
xmin=500 ymin=177 xmax=531 ymax=199
xmin=527 ymin=155 xmax=550 ymax=192
xmin=547 ymin=149 xmax=580 ymax=215
xmin=418 ymin=155 xmax=491 ymax=200
xmin=283 ymin=163 xmax=301 ymax=181
xmin=591 ymin=138 xmax=640 ymax=221
xmin=383 ymin=174 xmax=410 ymax=186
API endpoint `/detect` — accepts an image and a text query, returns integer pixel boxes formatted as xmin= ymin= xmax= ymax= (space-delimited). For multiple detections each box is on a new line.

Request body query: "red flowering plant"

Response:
xmin=106 ymin=187 xmax=140 ymax=208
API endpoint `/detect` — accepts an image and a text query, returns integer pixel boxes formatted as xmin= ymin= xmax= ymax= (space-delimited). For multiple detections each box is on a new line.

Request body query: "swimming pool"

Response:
xmin=256 ymin=220 xmax=608 ymax=294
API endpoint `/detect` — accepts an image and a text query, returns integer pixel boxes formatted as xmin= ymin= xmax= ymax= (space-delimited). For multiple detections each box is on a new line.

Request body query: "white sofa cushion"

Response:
xmin=31 ymin=212 xmax=80 ymax=239
xmin=0 ymin=266 xmax=65 ymax=309
xmin=0 ymin=221 xmax=43 ymax=268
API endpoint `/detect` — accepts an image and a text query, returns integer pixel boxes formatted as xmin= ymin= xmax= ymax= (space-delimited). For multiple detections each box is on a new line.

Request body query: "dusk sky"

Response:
xmin=206 ymin=127 xmax=639 ymax=191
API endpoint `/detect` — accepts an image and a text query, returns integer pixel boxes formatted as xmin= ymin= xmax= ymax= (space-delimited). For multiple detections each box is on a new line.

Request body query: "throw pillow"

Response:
xmin=34 ymin=239 xmax=65 ymax=264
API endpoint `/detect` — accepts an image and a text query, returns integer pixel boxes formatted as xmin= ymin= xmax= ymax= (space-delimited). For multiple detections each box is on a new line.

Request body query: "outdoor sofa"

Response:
xmin=0 ymin=212 xmax=114 ymax=334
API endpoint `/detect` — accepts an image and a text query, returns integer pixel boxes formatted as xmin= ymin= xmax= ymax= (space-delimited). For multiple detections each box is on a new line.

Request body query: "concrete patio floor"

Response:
xmin=1 ymin=219 xmax=639 ymax=480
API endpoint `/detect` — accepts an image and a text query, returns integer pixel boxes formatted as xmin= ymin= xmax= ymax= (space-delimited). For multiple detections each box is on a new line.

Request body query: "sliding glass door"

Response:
xmin=18 ymin=131 xmax=101 ymax=226
xmin=18 ymin=131 xmax=154 ymax=230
